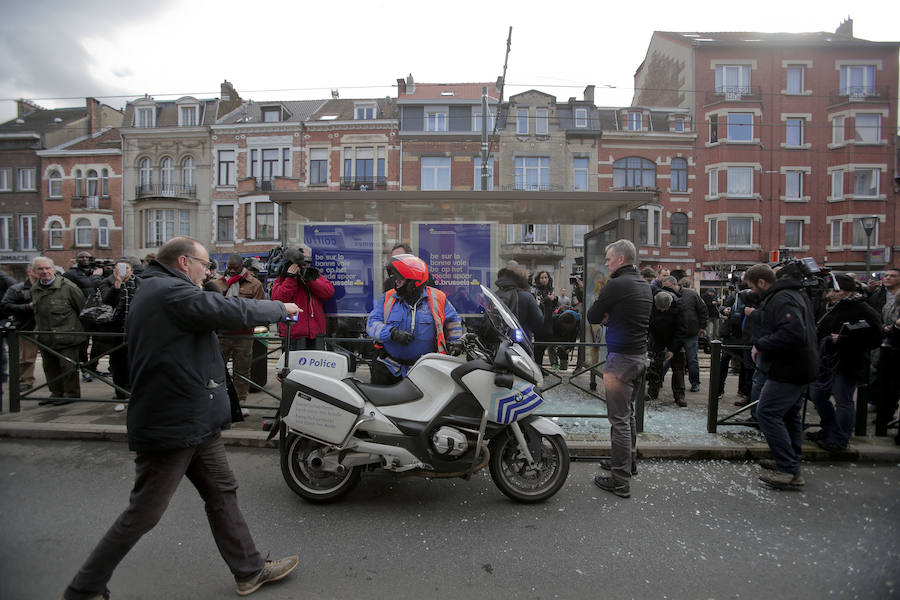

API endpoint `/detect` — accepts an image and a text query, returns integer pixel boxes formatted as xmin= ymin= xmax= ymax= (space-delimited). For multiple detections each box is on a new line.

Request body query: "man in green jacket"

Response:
xmin=30 ymin=256 xmax=85 ymax=403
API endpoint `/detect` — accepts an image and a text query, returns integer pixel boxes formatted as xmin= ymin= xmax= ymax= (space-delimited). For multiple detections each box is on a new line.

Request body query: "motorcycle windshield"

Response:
xmin=480 ymin=284 xmax=525 ymax=338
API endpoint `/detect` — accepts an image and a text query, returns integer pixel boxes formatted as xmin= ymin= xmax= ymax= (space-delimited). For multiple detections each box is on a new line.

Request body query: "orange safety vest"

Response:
xmin=383 ymin=287 xmax=449 ymax=354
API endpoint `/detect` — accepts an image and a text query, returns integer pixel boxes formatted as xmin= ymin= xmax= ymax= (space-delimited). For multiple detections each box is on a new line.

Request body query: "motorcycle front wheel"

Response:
xmin=281 ymin=434 xmax=361 ymax=503
xmin=488 ymin=429 xmax=570 ymax=503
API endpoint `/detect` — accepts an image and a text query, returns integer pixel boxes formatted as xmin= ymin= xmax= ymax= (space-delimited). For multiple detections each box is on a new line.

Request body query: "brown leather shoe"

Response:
xmin=236 ymin=555 xmax=299 ymax=596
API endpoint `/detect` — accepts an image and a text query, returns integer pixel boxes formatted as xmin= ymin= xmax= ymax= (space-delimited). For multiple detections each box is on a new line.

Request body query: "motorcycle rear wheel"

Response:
xmin=281 ymin=434 xmax=361 ymax=503
xmin=488 ymin=430 xmax=569 ymax=503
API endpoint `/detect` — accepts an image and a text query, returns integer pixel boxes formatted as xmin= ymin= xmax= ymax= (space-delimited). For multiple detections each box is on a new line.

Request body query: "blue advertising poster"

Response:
xmin=416 ymin=222 xmax=493 ymax=316
xmin=300 ymin=223 xmax=377 ymax=316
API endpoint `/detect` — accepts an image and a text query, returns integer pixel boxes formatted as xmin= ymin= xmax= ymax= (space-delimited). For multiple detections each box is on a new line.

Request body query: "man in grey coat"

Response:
xmin=62 ymin=237 xmax=302 ymax=600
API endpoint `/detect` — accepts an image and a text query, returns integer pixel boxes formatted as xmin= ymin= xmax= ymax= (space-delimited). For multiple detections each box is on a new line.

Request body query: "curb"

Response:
xmin=2 ymin=422 xmax=898 ymax=462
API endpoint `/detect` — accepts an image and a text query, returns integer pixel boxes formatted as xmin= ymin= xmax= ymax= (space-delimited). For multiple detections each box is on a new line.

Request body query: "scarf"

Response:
xmin=224 ymin=268 xmax=248 ymax=298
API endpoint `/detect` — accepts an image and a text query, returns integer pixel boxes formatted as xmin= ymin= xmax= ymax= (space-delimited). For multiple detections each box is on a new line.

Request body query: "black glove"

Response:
xmin=447 ymin=338 xmax=467 ymax=355
xmin=302 ymin=266 xmax=319 ymax=280
xmin=390 ymin=328 xmax=415 ymax=345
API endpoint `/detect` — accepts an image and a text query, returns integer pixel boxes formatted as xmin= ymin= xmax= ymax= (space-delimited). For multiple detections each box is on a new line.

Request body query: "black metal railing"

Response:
xmin=339 ymin=176 xmax=387 ymax=191
xmin=71 ymin=195 xmax=111 ymax=210
xmin=134 ymin=184 xmax=197 ymax=198
xmin=704 ymin=86 xmax=763 ymax=105
xmin=828 ymin=86 xmax=891 ymax=106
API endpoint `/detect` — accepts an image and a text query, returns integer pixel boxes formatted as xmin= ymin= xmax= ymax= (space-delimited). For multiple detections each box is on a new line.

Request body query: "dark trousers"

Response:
xmin=63 ymin=435 xmax=264 ymax=600
xmin=756 ymin=379 xmax=806 ymax=475
xmin=718 ymin=347 xmax=753 ymax=397
xmin=647 ymin=347 xmax=685 ymax=400
xmin=875 ymin=346 xmax=900 ymax=438
xmin=108 ymin=345 xmax=129 ymax=398
xmin=603 ymin=352 xmax=649 ymax=481
xmin=370 ymin=358 xmax=403 ymax=385
xmin=288 ymin=336 xmax=324 ymax=352
xmin=40 ymin=345 xmax=81 ymax=397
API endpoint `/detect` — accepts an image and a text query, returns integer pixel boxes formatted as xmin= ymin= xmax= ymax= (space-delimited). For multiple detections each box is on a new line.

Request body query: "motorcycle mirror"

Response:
xmin=494 ymin=373 xmax=514 ymax=389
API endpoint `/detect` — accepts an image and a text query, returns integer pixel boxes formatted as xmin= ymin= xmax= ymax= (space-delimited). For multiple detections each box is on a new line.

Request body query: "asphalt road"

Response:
xmin=1 ymin=439 xmax=898 ymax=600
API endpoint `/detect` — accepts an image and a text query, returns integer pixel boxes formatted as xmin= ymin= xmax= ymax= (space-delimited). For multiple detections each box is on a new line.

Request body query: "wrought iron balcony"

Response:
xmin=134 ymin=184 xmax=197 ymax=199
xmin=828 ymin=86 xmax=890 ymax=107
xmin=339 ymin=176 xmax=386 ymax=191
xmin=71 ymin=195 xmax=111 ymax=210
xmin=704 ymin=86 xmax=763 ymax=105
xmin=499 ymin=184 xmax=566 ymax=192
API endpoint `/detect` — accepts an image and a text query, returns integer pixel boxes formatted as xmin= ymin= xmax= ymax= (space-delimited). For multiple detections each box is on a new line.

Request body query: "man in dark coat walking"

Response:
xmin=61 ymin=237 xmax=302 ymax=600
xmin=661 ymin=276 xmax=708 ymax=392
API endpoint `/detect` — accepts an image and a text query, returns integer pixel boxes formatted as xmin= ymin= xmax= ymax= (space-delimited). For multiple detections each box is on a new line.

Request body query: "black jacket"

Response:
xmin=532 ymin=279 xmax=558 ymax=339
xmin=125 ymin=261 xmax=286 ymax=452
xmin=1 ymin=280 xmax=35 ymax=330
xmin=62 ymin=265 xmax=102 ymax=298
xmin=649 ymin=300 xmax=687 ymax=353
xmin=753 ymin=277 xmax=818 ymax=384
xmin=816 ymin=294 xmax=882 ymax=381
xmin=99 ymin=274 xmax=141 ymax=332
xmin=587 ymin=265 xmax=653 ymax=355
xmin=495 ymin=268 xmax=543 ymax=340
xmin=671 ymin=286 xmax=708 ymax=336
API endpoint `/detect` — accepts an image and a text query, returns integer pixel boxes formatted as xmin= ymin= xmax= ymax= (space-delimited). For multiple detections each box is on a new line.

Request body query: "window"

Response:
xmin=516 ymin=108 xmax=528 ymax=135
xmin=425 ymin=109 xmax=447 ymax=132
xmin=178 ymin=105 xmax=197 ymax=127
xmin=830 ymin=221 xmax=842 ymax=247
xmin=262 ymin=107 xmax=281 ymax=122
xmin=572 ymin=224 xmax=589 ymax=247
xmin=573 ymin=157 xmax=588 ymax=191
xmin=0 ymin=216 xmax=10 ymax=249
xmin=709 ymin=114 xmax=718 ymax=143
xmin=74 ymin=169 xmax=83 ymax=196
xmin=708 ymin=168 xmax=718 ymax=197
xmin=854 ymin=114 xmax=881 ymax=143
xmin=786 ymin=66 xmax=804 ymax=94
xmin=852 ymin=218 xmax=878 ymax=247
xmin=421 ymin=157 xmax=451 ymax=190
xmin=159 ymin=158 xmax=173 ymax=193
xmin=217 ymin=150 xmax=235 ymax=186
xmin=831 ymin=170 xmax=844 ymax=199
xmin=75 ymin=218 xmax=92 ymax=246
xmin=785 ymin=220 xmax=802 ymax=248
xmin=19 ymin=215 xmax=36 ymax=250
xmin=726 ymin=217 xmax=752 ymax=247
xmin=575 ymin=108 xmax=587 ymax=128
xmin=17 ymin=168 xmax=36 ymax=191
xmin=727 ymin=113 xmax=753 ymax=141
xmin=216 ymin=205 xmax=234 ymax=242
xmin=355 ymin=104 xmax=376 ymax=120
xmin=48 ymin=221 xmax=63 ymax=249
xmin=715 ymin=64 xmax=751 ymax=95
xmin=631 ymin=206 xmax=661 ymax=246
xmin=785 ymin=118 xmax=804 ymax=146
xmin=48 ymin=169 xmax=62 ymax=198
xmin=840 ymin=65 xmax=876 ymax=97
xmin=181 ymin=157 xmax=195 ymax=189
xmin=0 ymin=168 xmax=11 ymax=191
xmin=261 ymin=149 xmax=280 ymax=182
xmin=726 ymin=167 xmax=753 ymax=196
xmin=832 ymin=116 xmax=845 ymax=145
xmin=473 ymin=156 xmax=494 ymax=190
xmin=535 ymin=109 xmax=549 ymax=135
xmin=101 ymin=169 xmax=109 ymax=196
xmin=353 ymin=148 xmax=374 ymax=184
xmin=98 ymin=218 xmax=109 ymax=247
xmin=515 ymin=156 xmax=551 ymax=190
xmin=673 ymin=118 xmax=684 ymax=132
xmin=245 ymin=201 xmax=276 ymax=240
xmin=521 ymin=224 xmax=548 ymax=244
xmin=86 ymin=169 xmax=99 ymax=197
xmin=853 ymin=168 xmax=879 ymax=197
xmin=627 ymin=112 xmax=642 ymax=131
xmin=613 ymin=157 xmax=656 ymax=189
xmin=670 ymin=213 xmax=688 ymax=247
xmin=310 ymin=148 xmax=329 ymax=185
xmin=146 ymin=209 xmax=190 ymax=247
xmin=671 ymin=158 xmax=687 ymax=192
xmin=138 ymin=158 xmax=152 ymax=190
xmin=135 ymin=106 xmax=154 ymax=128
xmin=472 ymin=108 xmax=495 ymax=132
xmin=377 ymin=147 xmax=385 ymax=180
xmin=785 ymin=171 xmax=803 ymax=199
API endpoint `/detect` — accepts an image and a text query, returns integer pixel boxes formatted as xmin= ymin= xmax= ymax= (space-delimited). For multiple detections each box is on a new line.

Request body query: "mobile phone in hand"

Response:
xmin=116 ymin=262 xmax=128 ymax=278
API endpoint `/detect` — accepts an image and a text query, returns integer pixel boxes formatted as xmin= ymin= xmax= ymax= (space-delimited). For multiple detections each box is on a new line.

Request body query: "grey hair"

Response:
xmin=661 ymin=275 xmax=678 ymax=286
xmin=678 ymin=277 xmax=692 ymax=289
xmin=654 ymin=291 xmax=674 ymax=310
xmin=31 ymin=256 xmax=54 ymax=269
xmin=605 ymin=239 xmax=637 ymax=265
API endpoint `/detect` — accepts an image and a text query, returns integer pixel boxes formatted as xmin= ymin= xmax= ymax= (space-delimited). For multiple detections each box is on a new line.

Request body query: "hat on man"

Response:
xmin=834 ymin=273 xmax=856 ymax=292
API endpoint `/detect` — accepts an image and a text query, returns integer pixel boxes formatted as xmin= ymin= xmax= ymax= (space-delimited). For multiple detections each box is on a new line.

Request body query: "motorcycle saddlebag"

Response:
xmin=282 ymin=371 xmax=364 ymax=445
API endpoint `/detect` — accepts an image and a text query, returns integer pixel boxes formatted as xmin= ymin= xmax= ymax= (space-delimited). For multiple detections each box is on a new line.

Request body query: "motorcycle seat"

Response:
xmin=346 ymin=377 xmax=423 ymax=407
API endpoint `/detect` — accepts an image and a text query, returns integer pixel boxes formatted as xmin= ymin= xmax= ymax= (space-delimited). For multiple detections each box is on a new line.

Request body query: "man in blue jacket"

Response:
xmin=62 ymin=237 xmax=301 ymax=600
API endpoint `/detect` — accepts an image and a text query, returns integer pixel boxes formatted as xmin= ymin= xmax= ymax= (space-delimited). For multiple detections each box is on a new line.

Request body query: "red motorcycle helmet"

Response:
xmin=387 ymin=254 xmax=429 ymax=288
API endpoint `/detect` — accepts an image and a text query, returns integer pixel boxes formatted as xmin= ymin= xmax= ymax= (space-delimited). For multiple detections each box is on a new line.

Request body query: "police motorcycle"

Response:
xmin=277 ymin=284 xmax=570 ymax=503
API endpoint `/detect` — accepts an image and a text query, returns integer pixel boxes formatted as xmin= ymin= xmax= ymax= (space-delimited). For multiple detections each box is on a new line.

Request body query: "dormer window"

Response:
xmin=626 ymin=112 xmax=642 ymax=131
xmin=575 ymin=108 xmax=588 ymax=128
xmin=135 ymin=106 xmax=155 ymax=128
xmin=262 ymin=106 xmax=281 ymax=123
xmin=355 ymin=103 xmax=376 ymax=120
xmin=673 ymin=118 xmax=685 ymax=132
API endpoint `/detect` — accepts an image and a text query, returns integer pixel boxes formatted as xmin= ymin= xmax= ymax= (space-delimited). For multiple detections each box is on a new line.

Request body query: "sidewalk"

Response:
xmin=2 ymin=354 xmax=898 ymax=463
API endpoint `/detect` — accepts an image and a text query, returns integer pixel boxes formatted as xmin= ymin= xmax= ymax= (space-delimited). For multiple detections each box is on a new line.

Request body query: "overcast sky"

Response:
xmin=1 ymin=0 xmax=897 ymax=125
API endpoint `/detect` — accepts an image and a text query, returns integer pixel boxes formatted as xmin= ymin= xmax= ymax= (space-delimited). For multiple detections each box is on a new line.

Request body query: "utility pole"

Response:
xmin=481 ymin=26 xmax=512 ymax=192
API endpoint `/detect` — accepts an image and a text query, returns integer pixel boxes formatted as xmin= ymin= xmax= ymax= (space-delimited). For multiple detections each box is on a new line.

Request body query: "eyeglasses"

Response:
xmin=184 ymin=255 xmax=213 ymax=270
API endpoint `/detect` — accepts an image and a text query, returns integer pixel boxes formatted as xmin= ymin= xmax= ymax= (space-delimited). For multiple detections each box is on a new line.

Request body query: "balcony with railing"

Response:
xmin=71 ymin=195 xmax=111 ymax=210
xmin=704 ymin=86 xmax=763 ymax=106
xmin=498 ymin=184 xmax=566 ymax=192
xmin=499 ymin=241 xmax=567 ymax=260
xmin=828 ymin=86 xmax=891 ymax=107
xmin=339 ymin=176 xmax=387 ymax=191
xmin=134 ymin=184 xmax=197 ymax=199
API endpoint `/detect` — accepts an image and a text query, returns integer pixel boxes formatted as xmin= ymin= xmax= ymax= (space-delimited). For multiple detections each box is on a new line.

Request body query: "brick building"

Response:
xmin=633 ymin=21 xmax=899 ymax=277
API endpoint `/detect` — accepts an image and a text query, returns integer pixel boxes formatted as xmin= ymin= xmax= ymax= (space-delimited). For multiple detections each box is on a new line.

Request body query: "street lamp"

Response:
xmin=861 ymin=215 xmax=878 ymax=282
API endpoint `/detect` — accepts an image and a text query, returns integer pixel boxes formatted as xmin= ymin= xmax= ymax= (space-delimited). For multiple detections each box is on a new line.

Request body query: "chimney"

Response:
xmin=86 ymin=97 xmax=102 ymax=134
xmin=835 ymin=17 xmax=853 ymax=38
xmin=406 ymin=73 xmax=415 ymax=95
xmin=16 ymin=99 xmax=44 ymax=117
xmin=583 ymin=85 xmax=595 ymax=104
xmin=219 ymin=80 xmax=243 ymax=115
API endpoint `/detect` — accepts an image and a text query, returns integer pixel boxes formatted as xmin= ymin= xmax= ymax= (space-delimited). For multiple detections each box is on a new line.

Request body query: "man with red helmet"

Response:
xmin=366 ymin=253 xmax=462 ymax=384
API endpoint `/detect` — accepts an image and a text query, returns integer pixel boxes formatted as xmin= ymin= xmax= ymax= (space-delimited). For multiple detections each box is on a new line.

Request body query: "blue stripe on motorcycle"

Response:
xmin=508 ymin=397 xmax=543 ymax=422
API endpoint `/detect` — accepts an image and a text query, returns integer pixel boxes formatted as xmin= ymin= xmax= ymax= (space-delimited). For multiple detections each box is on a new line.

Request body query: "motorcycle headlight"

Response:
xmin=509 ymin=352 xmax=542 ymax=387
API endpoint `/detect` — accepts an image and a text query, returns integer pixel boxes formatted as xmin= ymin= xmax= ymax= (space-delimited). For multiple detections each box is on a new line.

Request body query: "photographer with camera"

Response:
xmin=271 ymin=245 xmax=334 ymax=351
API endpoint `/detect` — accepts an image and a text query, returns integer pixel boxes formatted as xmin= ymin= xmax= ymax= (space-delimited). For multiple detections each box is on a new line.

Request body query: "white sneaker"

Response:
xmin=114 ymin=404 xmax=125 ymax=412
xmin=241 ymin=407 xmax=250 ymax=417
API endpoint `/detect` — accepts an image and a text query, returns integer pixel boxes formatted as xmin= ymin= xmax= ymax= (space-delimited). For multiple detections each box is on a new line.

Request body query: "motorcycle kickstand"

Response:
xmin=510 ymin=422 xmax=536 ymax=467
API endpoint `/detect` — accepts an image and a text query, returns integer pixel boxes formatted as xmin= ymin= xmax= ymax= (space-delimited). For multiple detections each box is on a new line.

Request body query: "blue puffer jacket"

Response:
xmin=125 ymin=261 xmax=286 ymax=452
